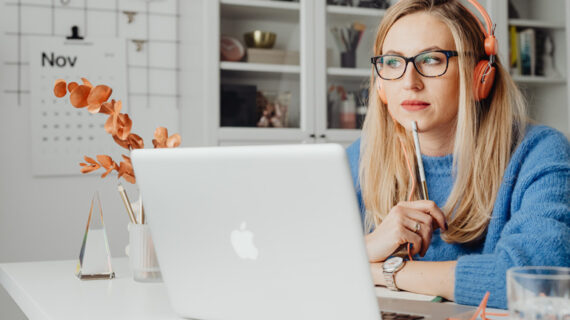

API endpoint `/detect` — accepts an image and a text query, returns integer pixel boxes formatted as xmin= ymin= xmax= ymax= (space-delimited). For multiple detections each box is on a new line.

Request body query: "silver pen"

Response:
xmin=412 ymin=121 xmax=429 ymax=200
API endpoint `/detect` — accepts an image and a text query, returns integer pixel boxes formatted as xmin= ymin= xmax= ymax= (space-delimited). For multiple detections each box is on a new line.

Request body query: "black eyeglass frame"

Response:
xmin=370 ymin=50 xmax=459 ymax=80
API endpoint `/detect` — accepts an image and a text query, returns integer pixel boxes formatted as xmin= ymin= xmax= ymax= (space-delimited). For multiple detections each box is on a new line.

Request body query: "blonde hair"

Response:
xmin=360 ymin=0 xmax=527 ymax=243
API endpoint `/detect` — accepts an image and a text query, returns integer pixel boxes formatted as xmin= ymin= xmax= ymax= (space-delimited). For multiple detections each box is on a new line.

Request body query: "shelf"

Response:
xmin=221 ymin=61 xmax=300 ymax=74
xmin=512 ymin=75 xmax=566 ymax=85
xmin=327 ymin=5 xmax=385 ymax=18
xmin=221 ymin=0 xmax=300 ymax=22
xmin=219 ymin=127 xmax=307 ymax=141
xmin=327 ymin=5 xmax=384 ymax=26
xmin=508 ymin=19 xmax=565 ymax=29
xmin=327 ymin=67 xmax=371 ymax=80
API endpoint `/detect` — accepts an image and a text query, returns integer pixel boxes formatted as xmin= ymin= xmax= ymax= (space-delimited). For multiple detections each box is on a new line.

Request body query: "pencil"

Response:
xmin=412 ymin=121 xmax=429 ymax=200
xmin=118 ymin=183 xmax=137 ymax=224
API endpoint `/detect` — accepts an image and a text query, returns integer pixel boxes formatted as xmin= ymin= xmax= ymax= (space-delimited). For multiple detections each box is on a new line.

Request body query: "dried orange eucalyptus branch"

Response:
xmin=53 ymin=78 xmax=181 ymax=184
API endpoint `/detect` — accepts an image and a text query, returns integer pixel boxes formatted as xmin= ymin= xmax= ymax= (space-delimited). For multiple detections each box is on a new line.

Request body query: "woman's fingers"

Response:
xmin=399 ymin=200 xmax=447 ymax=231
xmin=401 ymin=215 xmax=432 ymax=257
xmin=399 ymin=227 xmax=422 ymax=256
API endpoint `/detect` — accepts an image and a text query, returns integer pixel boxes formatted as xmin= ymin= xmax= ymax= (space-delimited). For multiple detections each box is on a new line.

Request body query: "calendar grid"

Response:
xmin=1 ymin=0 xmax=181 ymax=176
xmin=2 ymin=0 xmax=180 ymax=107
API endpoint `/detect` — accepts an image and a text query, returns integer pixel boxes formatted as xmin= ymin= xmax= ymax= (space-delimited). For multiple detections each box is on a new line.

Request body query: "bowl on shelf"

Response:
xmin=244 ymin=31 xmax=277 ymax=49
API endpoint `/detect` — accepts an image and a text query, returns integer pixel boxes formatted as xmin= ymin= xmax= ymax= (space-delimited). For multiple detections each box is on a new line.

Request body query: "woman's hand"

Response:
xmin=365 ymin=200 xmax=447 ymax=262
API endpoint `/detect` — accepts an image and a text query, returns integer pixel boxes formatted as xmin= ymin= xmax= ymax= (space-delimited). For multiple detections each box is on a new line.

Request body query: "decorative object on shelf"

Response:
xmin=244 ymin=30 xmax=277 ymax=49
xmin=327 ymin=84 xmax=367 ymax=130
xmin=52 ymin=77 xmax=181 ymax=185
xmin=256 ymin=91 xmax=290 ymax=128
xmin=327 ymin=0 xmax=353 ymax=6
xmin=358 ymin=0 xmax=390 ymax=9
xmin=221 ymin=84 xmax=258 ymax=127
xmin=541 ymin=34 xmax=560 ymax=78
xmin=330 ymin=23 xmax=366 ymax=68
xmin=340 ymin=92 xmax=357 ymax=129
xmin=75 ymin=191 xmax=115 ymax=280
xmin=221 ymin=35 xmax=246 ymax=62
xmin=327 ymin=84 xmax=346 ymax=129
xmin=246 ymin=48 xmax=299 ymax=65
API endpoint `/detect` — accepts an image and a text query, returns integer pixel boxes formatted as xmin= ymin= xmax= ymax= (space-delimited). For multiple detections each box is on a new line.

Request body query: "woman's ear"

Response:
xmin=375 ymin=77 xmax=388 ymax=104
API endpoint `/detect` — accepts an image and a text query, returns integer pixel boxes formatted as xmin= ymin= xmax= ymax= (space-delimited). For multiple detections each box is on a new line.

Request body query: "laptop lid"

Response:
xmin=132 ymin=144 xmax=380 ymax=320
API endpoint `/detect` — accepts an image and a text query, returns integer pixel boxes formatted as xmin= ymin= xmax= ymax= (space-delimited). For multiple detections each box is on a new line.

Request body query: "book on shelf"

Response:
xmin=519 ymin=28 xmax=535 ymax=76
xmin=510 ymin=26 xmax=551 ymax=77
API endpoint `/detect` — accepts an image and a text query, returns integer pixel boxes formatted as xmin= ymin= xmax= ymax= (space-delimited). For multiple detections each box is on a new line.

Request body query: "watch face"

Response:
xmin=383 ymin=256 xmax=404 ymax=272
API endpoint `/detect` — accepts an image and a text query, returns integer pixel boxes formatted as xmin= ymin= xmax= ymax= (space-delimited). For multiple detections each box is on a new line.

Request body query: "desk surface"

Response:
xmin=0 ymin=258 xmax=455 ymax=320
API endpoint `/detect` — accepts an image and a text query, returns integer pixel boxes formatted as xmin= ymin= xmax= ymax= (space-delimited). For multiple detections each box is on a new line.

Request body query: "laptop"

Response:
xmin=131 ymin=144 xmax=476 ymax=320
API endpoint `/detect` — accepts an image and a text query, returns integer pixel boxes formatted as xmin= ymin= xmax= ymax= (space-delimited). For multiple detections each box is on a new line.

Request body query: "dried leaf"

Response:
xmin=128 ymin=134 xmax=144 ymax=149
xmin=87 ymin=85 xmax=112 ymax=106
xmin=69 ymin=85 xmax=91 ymax=108
xmin=104 ymin=115 xmax=116 ymax=135
xmin=84 ymin=156 xmax=98 ymax=165
xmin=117 ymin=114 xmax=132 ymax=140
xmin=87 ymin=103 xmax=102 ymax=114
xmin=118 ymin=155 xmax=134 ymax=182
xmin=114 ymin=100 xmax=122 ymax=114
xmin=113 ymin=134 xmax=131 ymax=150
xmin=96 ymin=155 xmax=115 ymax=169
xmin=81 ymin=77 xmax=93 ymax=88
xmin=67 ymin=81 xmax=78 ymax=92
xmin=166 ymin=133 xmax=181 ymax=148
xmin=99 ymin=100 xmax=114 ymax=114
xmin=123 ymin=174 xmax=136 ymax=184
xmin=153 ymin=127 xmax=168 ymax=148
xmin=53 ymin=79 xmax=67 ymax=98
xmin=80 ymin=165 xmax=100 ymax=174
xmin=79 ymin=156 xmax=100 ymax=173
xmin=96 ymin=155 xmax=118 ymax=178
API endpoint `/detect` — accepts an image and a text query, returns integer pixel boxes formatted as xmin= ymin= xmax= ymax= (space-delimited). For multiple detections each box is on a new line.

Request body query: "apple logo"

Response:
xmin=230 ymin=222 xmax=259 ymax=260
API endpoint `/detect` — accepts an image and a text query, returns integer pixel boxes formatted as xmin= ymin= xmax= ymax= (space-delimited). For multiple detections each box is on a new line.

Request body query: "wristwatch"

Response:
xmin=382 ymin=256 xmax=406 ymax=291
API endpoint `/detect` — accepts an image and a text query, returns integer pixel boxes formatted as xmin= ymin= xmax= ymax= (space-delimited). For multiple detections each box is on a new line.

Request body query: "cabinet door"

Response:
xmin=208 ymin=0 xmax=315 ymax=146
xmin=314 ymin=0 xmax=388 ymax=145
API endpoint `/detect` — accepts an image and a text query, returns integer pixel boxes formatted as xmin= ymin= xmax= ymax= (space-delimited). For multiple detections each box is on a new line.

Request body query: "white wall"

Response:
xmin=0 ymin=0 xmax=208 ymax=318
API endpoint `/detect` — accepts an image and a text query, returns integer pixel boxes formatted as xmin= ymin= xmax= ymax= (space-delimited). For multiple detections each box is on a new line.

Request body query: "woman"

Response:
xmin=347 ymin=0 xmax=570 ymax=309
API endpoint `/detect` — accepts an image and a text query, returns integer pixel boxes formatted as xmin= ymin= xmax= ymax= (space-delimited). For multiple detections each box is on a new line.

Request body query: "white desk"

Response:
xmin=0 ymin=258 xmax=180 ymax=320
xmin=0 ymin=258 xmax=473 ymax=320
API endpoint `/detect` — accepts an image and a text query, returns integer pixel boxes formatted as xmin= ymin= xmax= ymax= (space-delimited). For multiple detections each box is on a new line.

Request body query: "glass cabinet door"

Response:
xmin=215 ymin=0 xmax=314 ymax=146
xmin=315 ymin=0 xmax=388 ymax=145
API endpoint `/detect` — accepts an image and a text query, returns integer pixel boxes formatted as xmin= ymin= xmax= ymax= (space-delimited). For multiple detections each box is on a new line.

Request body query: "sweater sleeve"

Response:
xmin=346 ymin=139 xmax=366 ymax=228
xmin=454 ymin=127 xmax=570 ymax=309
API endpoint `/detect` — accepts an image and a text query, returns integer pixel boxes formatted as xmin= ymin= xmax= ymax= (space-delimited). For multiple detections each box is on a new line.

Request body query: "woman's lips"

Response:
xmin=401 ymin=100 xmax=430 ymax=111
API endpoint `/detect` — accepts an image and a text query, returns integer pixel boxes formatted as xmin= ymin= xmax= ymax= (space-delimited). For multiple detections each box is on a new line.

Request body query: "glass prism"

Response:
xmin=75 ymin=191 xmax=115 ymax=280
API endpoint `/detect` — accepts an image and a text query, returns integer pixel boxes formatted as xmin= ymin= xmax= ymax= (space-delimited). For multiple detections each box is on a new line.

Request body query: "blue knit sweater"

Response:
xmin=346 ymin=125 xmax=570 ymax=309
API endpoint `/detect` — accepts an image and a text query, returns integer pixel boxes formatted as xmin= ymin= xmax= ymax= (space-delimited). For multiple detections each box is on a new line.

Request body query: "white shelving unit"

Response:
xmin=489 ymin=0 xmax=570 ymax=137
xmin=199 ymin=0 xmax=386 ymax=147
xmin=188 ymin=0 xmax=570 ymax=147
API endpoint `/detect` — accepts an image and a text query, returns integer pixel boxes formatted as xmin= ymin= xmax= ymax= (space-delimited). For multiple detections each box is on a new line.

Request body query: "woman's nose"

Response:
xmin=402 ymin=62 xmax=424 ymax=91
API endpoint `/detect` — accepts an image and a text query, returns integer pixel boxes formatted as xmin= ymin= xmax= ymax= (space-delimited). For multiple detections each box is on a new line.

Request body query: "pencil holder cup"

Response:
xmin=341 ymin=50 xmax=356 ymax=68
xmin=127 ymin=223 xmax=162 ymax=282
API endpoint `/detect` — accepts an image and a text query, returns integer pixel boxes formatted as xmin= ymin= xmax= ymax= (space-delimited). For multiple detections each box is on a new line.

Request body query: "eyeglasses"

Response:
xmin=371 ymin=50 xmax=458 ymax=80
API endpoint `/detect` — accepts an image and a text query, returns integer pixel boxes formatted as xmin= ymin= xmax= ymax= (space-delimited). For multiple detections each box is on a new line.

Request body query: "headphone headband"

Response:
xmin=465 ymin=0 xmax=497 ymax=57
xmin=466 ymin=0 xmax=494 ymax=37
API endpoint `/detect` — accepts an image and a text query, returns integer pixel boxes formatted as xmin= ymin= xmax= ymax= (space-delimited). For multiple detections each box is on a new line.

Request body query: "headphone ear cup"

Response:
xmin=376 ymin=80 xmax=388 ymax=104
xmin=473 ymin=60 xmax=496 ymax=101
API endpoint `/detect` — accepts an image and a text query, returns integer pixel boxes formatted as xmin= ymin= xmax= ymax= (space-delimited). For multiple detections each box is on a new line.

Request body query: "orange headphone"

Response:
xmin=377 ymin=0 xmax=497 ymax=103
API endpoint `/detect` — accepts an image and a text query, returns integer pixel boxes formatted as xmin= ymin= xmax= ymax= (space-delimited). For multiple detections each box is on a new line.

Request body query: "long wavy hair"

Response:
xmin=360 ymin=0 xmax=527 ymax=243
